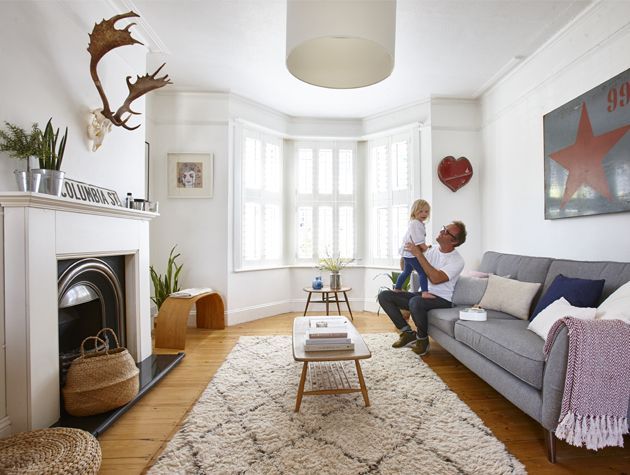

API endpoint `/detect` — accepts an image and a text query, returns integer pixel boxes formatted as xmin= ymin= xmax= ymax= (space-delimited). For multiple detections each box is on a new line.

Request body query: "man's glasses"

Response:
xmin=441 ymin=225 xmax=458 ymax=241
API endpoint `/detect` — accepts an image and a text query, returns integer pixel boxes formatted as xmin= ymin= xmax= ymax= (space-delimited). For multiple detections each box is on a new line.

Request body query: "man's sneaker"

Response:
xmin=411 ymin=338 xmax=430 ymax=356
xmin=392 ymin=331 xmax=417 ymax=348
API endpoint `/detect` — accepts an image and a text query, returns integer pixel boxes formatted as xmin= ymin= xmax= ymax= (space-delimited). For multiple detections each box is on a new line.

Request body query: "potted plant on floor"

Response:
xmin=150 ymin=246 xmax=184 ymax=311
xmin=33 ymin=118 xmax=68 ymax=196
xmin=0 ymin=121 xmax=43 ymax=191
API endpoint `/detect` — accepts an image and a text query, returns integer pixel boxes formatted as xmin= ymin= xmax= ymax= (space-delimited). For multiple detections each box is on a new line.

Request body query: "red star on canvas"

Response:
xmin=550 ymin=102 xmax=630 ymax=208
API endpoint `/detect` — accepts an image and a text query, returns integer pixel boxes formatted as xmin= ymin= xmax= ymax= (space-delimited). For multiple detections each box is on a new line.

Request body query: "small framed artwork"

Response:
xmin=167 ymin=153 xmax=214 ymax=198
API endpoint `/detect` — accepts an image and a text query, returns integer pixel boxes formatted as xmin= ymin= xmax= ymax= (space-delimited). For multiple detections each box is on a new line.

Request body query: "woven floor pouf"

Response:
xmin=0 ymin=427 xmax=101 ymax=475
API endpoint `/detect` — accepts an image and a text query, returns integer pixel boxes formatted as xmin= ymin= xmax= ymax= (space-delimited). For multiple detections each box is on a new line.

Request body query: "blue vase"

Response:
xmin=312 ymin=276 xmax=323 ymax=289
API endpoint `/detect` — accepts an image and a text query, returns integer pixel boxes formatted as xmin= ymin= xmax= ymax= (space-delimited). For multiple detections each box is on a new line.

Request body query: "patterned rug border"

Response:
xmin=150 ymin=333 xmax=527 ymax=474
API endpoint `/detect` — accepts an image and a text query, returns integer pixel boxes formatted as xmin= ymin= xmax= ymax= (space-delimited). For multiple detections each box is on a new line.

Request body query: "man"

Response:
xmin=378 ymin=221 xmax=467 ymax=356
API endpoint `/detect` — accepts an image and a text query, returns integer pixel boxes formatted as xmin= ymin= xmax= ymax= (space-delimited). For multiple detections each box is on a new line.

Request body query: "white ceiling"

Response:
xmin=134 ymin=0 xmax=592 ymax=119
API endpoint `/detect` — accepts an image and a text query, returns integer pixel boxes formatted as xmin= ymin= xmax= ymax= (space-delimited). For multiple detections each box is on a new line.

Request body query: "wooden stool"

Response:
xmin=154 ymin=291 xmax=225 ymax=350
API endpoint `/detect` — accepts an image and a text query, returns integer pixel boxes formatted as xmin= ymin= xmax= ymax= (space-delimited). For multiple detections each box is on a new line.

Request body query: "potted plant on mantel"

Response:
xmin=0 ymin=121 xmax=42 ymax=191
xmin=0 ymin=118 xmax=68 ymax=195
xmin=33 ymin=118 xmax=68 ymax=196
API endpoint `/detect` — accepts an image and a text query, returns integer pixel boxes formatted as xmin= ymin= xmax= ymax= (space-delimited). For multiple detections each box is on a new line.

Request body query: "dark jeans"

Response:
xmin=378 ymin=289 xmax=452 ymax=339
xmin=395 ymin=256 xmax=428 ymax=291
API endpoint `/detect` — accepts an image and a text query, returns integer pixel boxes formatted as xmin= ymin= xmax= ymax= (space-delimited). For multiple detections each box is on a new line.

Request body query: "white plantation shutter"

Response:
xmin=239 ymin=128 xmax=284 ymax=268
xmin=297 ymin=206 xmax=313 ymax=259
xmin=318 ymin=206 xmax=333 ymax=256
xmin=338 ymin=149 xmax=353 ymax=195
xmin=369 ymin=131 xmax=417 ymax=265
xmin=295 ymin=141 xmax=356 ymax=263
xmin=297 ymin=148 xmax=313 ymax=193
xmin=392 ymin=204 xmax=409 ymax=257
xmin=338 ymin=206 xmax=354 ymax=258
xmin=318 ymin=149 xmax=333 ymax=194
xmin=243 ymin=203 xmax=261 ymax=260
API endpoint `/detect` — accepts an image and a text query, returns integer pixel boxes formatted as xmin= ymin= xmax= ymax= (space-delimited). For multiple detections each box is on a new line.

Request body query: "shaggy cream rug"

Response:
xmin=149 ymin=334 xmax=526 ymax=474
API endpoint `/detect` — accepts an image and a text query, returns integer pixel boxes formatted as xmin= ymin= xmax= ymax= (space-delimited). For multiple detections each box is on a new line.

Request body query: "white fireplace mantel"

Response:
xmin=0 ymin=192 xmax=158 ymax=435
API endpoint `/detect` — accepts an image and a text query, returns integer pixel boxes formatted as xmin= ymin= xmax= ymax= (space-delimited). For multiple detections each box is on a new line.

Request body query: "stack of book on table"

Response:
xmin=304 ymin=317 xmax=354 ymax=352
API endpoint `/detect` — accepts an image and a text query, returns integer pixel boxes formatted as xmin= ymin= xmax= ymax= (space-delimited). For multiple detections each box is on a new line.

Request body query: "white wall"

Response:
xmin=480 ymin=1 xmax=630 ymax=261
xmin=0 ymin=1 xmax=148 ymax=198
xmin=0 ymin=1 xmax=151 ymax=429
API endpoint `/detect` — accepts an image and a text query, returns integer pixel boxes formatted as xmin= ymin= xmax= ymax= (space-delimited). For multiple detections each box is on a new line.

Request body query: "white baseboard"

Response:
xmin=0 ymin=416 xmax=12 ymax=438
xmin=182 ymin=298 xmax=380 ymax=327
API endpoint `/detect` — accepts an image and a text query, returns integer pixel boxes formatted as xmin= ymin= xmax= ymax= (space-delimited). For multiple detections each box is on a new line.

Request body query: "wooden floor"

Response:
xmin=98 ymin=311 xmax=629 ymax=474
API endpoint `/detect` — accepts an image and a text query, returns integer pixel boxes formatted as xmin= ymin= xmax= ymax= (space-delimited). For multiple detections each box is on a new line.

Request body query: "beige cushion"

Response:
xmin=596 ymin=280 xmax=630 ymax=324
xmin=478 ymin=274 xmax=541 ymax=320
xmin=527 ymin=297 xmax=596 ymax=340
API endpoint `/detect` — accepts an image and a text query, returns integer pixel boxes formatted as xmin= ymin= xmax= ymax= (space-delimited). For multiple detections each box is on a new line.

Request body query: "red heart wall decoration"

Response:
xmin=438 ymin=156 xmax=473 ymax=192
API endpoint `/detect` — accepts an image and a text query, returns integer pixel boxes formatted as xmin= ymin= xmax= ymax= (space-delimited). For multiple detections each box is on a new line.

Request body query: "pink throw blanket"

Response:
xmin=544 ymin=317 xmax=630 ymax=450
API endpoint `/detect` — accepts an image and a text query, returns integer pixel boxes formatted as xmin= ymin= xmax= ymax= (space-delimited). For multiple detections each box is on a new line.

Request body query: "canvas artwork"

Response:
xmin=168 ymin=153 xmax=213 ymax=198
xmin=543 ymin=67 xmax=630 ymax=219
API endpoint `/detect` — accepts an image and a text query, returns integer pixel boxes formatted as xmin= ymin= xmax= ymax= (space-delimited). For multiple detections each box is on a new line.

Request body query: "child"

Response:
xmin=394 ymin=199 xmax=430 ymax=292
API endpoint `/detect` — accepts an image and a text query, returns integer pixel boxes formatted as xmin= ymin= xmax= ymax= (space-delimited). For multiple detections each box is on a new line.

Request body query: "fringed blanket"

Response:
xmin=544 ymin=317 xmax=630 ymax=450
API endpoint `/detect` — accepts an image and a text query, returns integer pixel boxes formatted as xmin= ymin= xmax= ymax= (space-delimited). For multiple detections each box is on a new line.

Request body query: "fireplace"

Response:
xmin=0 ymin=193 xmax=167 ymax=436
xmin=57 ymin=256 xmax=126 ymax=388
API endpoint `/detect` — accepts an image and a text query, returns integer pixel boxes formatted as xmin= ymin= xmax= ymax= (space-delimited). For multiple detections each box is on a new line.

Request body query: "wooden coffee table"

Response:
xmin=292 ymin=316 xmax=371 ymax=412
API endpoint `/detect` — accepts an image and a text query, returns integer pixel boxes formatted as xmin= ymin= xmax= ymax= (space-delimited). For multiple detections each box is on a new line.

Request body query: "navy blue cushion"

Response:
xmin=530 ymin=274 xmax=605 ymax=320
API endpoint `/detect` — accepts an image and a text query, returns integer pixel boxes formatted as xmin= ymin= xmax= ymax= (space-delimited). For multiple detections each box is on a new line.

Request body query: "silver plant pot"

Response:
xmin=33 ymin=169 xmax=66 ymax=196
xmin=14 ymin=170 xmax=27 ymax=192
xmin=330 ymin=272 xmax=341 ymax=290
xmin=30 ymin=169 xmax=48 ymax=194
xmin=46 ymin=169 xmax=66 ymax=196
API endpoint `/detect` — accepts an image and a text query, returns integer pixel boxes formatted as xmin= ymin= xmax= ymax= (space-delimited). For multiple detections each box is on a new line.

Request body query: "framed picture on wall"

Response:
xmin=543 ymin=67 xmax=630 ymax=219
xmin=167 ymin=153 xmax=214 ymax=198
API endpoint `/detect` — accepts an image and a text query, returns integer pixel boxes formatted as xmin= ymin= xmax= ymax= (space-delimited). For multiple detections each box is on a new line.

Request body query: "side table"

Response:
xmin=154 ymin=291 xmax=225 ymax=350
xmin=302 ymin=286 xmax=353 ymax=320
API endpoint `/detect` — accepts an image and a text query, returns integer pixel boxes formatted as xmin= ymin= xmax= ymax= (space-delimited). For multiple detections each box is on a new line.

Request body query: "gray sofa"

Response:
xmin=425 ymin=251 xmax=630 ymax=462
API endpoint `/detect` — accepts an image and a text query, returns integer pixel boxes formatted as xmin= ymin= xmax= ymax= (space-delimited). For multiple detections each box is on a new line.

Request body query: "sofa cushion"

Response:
xmin=454 ymin=319 xmax=545 ymax=389
xmin=596 ymin=280 xmax=630 ymax=324
xmin=542 ymin=259 xmax=630 ymax=303
xmin=478 ymin=251 xmax=552 ymax=285
xmin=452 ymin=276 xmax=488 ymax=306
xmin=429 ymin=307 xmax=516 ymax=338
xmin=478 ymin=274 xmax=541 ymax=320
xmin=531 ymin=274 xmax=604 ymax=320
xmin=527 ymin=297 xmax=596 ymax=340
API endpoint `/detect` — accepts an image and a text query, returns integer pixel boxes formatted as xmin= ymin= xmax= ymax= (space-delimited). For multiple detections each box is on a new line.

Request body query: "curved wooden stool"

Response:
xmin=154 ymin=291 xmax=225 ymax=350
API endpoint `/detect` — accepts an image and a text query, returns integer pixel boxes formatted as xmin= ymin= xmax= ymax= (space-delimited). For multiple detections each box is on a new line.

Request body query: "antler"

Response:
xmin=88 ymin=11 xmax=172 ymax=130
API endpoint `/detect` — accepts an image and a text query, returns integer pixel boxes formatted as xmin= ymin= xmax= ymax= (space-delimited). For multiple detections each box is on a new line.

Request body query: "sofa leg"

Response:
xmin=544 ymin=429 xmax=557 ymax=463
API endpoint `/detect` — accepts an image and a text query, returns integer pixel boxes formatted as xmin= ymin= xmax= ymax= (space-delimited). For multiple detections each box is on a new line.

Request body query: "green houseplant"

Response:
xmin=150 ymin=246 xmax=183 ymax=310
xmin=34 ymin=118 xmax=68 ymax=195
xmin=0 ymin=121 xmax=42 ymax=191
xmin=374 ymin=271 xmax=411 ymax=315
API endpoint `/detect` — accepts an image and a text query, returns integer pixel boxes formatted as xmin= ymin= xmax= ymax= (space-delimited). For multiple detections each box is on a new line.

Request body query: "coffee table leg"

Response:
xmin=325 ymin=292 xmax=330 ymax=315
xmin=355 ymin=360 xmax=370 ymax=407
xmin=343 ymin=291 xmax=353 ymax=320
xmin=303 ymin=292 xmax=312 ymax=316
xmin=295 ymin=362 xmax=309 ymax=412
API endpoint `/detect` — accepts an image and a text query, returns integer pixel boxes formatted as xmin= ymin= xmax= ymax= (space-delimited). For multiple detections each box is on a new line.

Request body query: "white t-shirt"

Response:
xmin=399 ymin=220 xmax=426 ymax=258
xmin=424 ymin=246 xmax=465 ymax=302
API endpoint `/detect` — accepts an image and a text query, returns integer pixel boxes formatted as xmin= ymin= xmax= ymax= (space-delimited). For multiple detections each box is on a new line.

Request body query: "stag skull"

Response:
xmin=88 ymin=11 xmax=171 ymax=132
xmin=87 ymin=109 xmax=112 ymax=152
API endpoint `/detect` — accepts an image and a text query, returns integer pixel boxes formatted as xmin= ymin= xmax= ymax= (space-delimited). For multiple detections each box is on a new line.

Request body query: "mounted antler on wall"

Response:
xmin=88 ymin=11 xmax=171 ymax=133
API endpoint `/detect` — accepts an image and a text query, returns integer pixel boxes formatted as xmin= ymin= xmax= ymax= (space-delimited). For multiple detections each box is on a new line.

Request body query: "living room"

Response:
xmin=0 ymin=0 xmax=628 ymax=473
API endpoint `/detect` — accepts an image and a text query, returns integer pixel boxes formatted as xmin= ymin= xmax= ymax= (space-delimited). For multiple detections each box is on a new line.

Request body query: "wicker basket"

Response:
xmin=62 ymin=328 xmax=139 ymax=417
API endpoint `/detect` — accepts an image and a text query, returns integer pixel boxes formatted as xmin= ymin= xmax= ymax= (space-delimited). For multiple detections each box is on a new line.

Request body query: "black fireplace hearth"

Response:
xmin=54 ymin=352 xmax=185 ymax=437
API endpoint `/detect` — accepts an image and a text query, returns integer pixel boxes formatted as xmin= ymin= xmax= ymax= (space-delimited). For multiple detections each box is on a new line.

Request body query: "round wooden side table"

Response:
xmin=302 ymin=286 xmax=353 ymax=320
